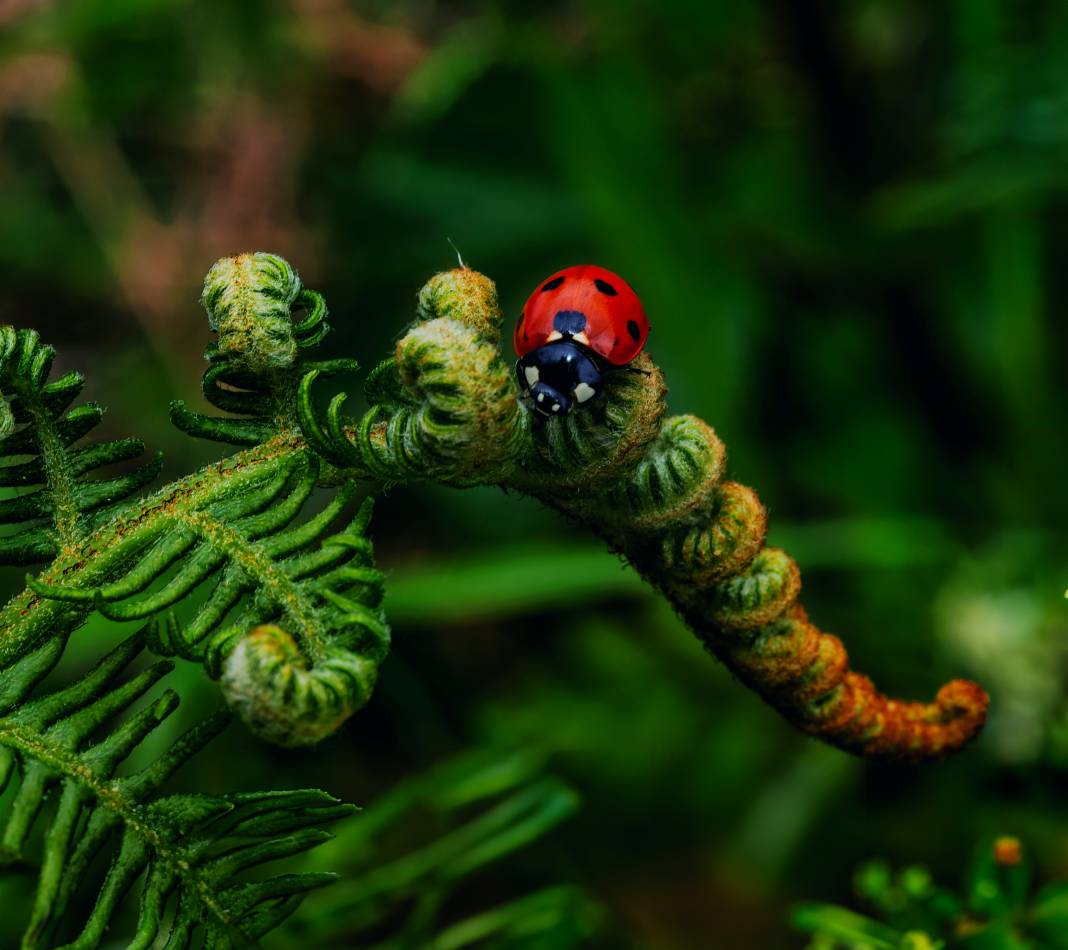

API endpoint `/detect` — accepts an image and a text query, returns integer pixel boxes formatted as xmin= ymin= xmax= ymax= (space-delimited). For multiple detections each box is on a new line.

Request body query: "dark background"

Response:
xmin=1 ymin=1 xmax=1065 ymax=946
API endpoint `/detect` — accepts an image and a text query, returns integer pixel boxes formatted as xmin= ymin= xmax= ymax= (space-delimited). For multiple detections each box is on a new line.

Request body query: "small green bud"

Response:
xmin=854 ymin=859 xmax=894 ymax=901
xmin=416 ymin=267 xmax=502 ymax=341
xmin=220 ymin=624 xmax=375 ymax=747
xmin=201 ymin=252 xmax=301 ymax=372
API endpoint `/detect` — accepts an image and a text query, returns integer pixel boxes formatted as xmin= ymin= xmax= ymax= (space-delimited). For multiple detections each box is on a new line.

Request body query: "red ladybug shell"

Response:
xmin=514 ymin=265 xmax=649 ymax=366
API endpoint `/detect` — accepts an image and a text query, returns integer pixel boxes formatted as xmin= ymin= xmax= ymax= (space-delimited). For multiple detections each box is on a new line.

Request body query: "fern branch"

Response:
xmin=0 ymin=327 xmax=162 ymax=558
xmin=297 ymin=264 xmax=989 ymax=760
xmin=0 ymin=630 xmax=353 ymax=948
xmin=21 ymin=447 xmax=386 ymax=746
xmin=3 ymin=255 xmax=389 ymax=745
xmin=278 ymin=748 xmax=591 ymax=949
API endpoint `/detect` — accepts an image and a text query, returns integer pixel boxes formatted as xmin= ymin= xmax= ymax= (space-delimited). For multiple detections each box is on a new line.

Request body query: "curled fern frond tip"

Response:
xmin=219 ymin=624 xmax=377 ymax=748
xmin=291 ymin=260 xmax=987 ymax=761
xmin=416 ymin=267 xmax=502 ymax=341
xmin=201 ymin=252 xmax=315 ymax=373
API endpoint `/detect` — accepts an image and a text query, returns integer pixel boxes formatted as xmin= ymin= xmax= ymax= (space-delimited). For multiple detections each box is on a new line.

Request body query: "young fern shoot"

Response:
xmin=3 ymin=252 xmax=988 ymax=760
xmin=0 ymin=256 xmax=381 ymax=946
xmin=299 ymin=264 xmax=990 ymax=760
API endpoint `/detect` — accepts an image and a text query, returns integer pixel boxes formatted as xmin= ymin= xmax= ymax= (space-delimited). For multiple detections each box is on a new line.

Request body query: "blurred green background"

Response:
xmin=1 ymin=0 xmax=1066 ymax=946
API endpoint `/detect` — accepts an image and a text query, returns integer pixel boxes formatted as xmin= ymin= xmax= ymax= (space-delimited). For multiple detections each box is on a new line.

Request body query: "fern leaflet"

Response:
xmin=0 ymin=630 xmax=352 ymax=948
xmin=0 ymin=327 xmax=162 ymax=564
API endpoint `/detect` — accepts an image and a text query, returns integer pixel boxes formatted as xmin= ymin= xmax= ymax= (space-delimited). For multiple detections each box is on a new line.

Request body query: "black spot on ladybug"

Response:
xmin=541 ymin=276 xmax=565 ymax=292
xmin=594 ymin=278 xmax=617 ymax=296
xmin=553 ymin=310 xmax=587 ymax=335
xmin=626 ymin=320 xmax=641 ymax=341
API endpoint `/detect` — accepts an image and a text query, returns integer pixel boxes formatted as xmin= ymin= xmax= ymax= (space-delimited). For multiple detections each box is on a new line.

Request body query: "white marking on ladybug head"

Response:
xmin=524 ymin=365 xmax=539 ymax=387
xmin=547 ymin=331 xmax=563 ymax=342
xmin=573 ymin=331 xmax=590 ymax=346
xmin=537 ymin=392 xmax=545 ymax=403
xmin=551 ymin=403 xmax=561 ymax=412
xmin=574 ymin=382 xmax=596 ymax=403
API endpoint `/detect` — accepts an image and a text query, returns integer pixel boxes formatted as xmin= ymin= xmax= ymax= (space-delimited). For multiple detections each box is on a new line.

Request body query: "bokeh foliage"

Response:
xmin=1 ymin=0 xmax=1065 ymax=946
xmin=794 ymin=837 xmax=1068 ymax=948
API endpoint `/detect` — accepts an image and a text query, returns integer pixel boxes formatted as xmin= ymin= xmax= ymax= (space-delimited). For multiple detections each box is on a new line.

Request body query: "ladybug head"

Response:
xmin=516 ymin=339 xmax=603 ymax=418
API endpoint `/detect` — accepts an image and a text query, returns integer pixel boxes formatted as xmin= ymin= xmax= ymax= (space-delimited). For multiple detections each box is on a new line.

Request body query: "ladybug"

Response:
xmin=514 ymin=265 xmax=649 ymax=417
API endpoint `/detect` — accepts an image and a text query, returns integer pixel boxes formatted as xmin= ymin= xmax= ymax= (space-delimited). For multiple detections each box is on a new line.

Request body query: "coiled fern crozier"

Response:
xmin=297 ymin=260 xmax=989 ymax=760
xmin=1 ymin=253 xmax=987 ymax=783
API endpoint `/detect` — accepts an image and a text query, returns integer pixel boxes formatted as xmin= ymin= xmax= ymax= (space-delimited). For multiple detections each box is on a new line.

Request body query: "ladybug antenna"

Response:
xmin=446 ymin=237 xmax=467 ymax=269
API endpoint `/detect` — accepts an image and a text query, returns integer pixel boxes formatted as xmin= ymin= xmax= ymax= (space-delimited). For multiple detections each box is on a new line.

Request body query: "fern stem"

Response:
xmin=27 ymin=401 xmax=80 ymax=546
xmin=175 ymin=474 xmax=330 ymax=660
xmin=0 ymin=254 xmax=989 ymax=758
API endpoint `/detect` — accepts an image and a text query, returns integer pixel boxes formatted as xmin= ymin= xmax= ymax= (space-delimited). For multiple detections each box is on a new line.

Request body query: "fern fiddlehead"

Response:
xmin=298 ymin=265 xmax=989 ymax=760
xmin=295 ymin=267 xmax=526 ymax=487
xmin=173 ymin=252 xmax=334 ymax=445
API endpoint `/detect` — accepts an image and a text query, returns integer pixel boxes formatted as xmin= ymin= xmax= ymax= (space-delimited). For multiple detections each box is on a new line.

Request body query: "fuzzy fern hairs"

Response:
xmin=2 ymin=251 xmax=988 ymax=760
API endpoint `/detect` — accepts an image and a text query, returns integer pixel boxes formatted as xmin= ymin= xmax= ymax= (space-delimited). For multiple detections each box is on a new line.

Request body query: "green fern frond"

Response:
xmin=3 ymin=253 xmax=390 ymax=744
xmin=0 ymin=327 xmax=162 ymax=564
xmin=170 ymin=253 xmax=340 ymax=447
xmin=293 ymin=261 xmax=989 ymax=760
xmin=0 ymin=630 xmax=353 ymax=949
xmin=25 ymin=458 xmax=384 ymax=658
xmin=24 ymin=450 xmax=388 ymax=745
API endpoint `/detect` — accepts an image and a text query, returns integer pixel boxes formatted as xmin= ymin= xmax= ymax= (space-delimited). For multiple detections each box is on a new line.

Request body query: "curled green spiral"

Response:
xmin=361 ymin=318 xmax=527 ymax=484
xmin=597 ymin=415 xmax=726 ymax=534
xmin=219 ymin=624 xmax=380 ymax=747
xmin=200 ymin=252 xmax=329 ymax=376
xmin=298 ymin=270 xmax=527 ymax=486
xmin=0 ymin=397 xmax=14 ymax=440
xmin=656 ymin=481 xmax=767 ymax=586
xmin=295 ymin=262 xmax=988 ymax=761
